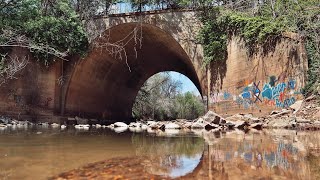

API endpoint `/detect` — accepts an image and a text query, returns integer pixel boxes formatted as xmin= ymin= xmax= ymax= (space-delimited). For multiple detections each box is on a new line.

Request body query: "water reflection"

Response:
xmin=132 ymin=133 xmax=204 ymax=178
xmin=200 ymin=130 xmax=319 ymax=180
xmin=0 ymin=126 xmax=320 ymax=179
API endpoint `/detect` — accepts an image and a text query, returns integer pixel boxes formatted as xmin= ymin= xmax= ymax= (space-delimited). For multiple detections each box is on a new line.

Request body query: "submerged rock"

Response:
xmin=114 ymin=122 xmax=128 ymax=127
xmin=114 ymin=127 xmax=128 ymax=133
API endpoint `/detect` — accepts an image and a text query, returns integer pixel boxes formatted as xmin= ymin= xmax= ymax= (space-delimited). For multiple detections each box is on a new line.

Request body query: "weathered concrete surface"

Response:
xmin=0 ymin=48 xmax=59 ymax=120
xmin=208 ymin=35 xmax=308 ymax=117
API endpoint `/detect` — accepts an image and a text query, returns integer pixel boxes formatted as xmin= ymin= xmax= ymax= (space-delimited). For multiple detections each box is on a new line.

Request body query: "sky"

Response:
xmin=167 ymin=71 xmax=200 ymax=95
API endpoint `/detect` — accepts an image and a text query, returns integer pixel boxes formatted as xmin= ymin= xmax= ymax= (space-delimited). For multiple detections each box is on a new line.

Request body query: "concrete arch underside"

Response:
xmin=64 ymin=23 xmax=203 ymax=121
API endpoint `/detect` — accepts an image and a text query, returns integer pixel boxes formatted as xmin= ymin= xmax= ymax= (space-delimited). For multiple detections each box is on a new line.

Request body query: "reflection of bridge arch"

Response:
xmin=63 ymin=22 xmax=205 ymax=120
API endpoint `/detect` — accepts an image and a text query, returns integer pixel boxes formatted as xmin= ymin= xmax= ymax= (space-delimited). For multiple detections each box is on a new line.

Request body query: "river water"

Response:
xmin=0 ymin=127 xmax=319 ymax=180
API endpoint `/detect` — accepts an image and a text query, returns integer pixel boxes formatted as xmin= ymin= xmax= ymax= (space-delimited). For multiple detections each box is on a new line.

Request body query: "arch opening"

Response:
xmin=132 ymin=71 xmax=204 ymax=121
xmin=64 ymin=23 xmax=203 ymax=121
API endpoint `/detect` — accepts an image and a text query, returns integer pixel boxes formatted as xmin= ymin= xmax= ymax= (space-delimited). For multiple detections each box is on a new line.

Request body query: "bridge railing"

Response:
xmin=105 ymin=1 xmax=220 ymax=16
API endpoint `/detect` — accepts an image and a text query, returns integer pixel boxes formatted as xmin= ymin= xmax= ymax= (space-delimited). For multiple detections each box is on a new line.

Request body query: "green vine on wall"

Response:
xmin=197 ymin=1 xmax=319 ymax=96
xmin=197 ymin=8 xmax=285 ymax=66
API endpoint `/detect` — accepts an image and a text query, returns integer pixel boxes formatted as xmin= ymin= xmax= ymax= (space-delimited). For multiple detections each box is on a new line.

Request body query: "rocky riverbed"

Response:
xmin=104 ymin=95 xmax=320 ymax=133
xmin=1 ymin=96 xmax=319 ymax=133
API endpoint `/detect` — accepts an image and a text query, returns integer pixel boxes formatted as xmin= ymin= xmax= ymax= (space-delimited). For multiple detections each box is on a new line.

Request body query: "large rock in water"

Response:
xmin=191 ymin=118 xmax=207 ymax=129
xmin=75 ymin=116 xmax=88 ymax=124
xmin=165 ymin=123 xmax=181 ymax=129
xmin=203 ymin=111 xmax=225 ymax=125
xmin=114 ymin=122 xmax=128 ymax=127
xmin=233 ymin=120 xmax=249 ymax=129
xmin=225 ymin=114 xmax=245 ymax=122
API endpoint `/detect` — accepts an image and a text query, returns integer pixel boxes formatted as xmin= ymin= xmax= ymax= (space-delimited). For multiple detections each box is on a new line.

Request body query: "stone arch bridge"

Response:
xmin=0 ymin=10 xmax=307 ymax=121
xmin=62 ymin=10 xmax=207 ymax=120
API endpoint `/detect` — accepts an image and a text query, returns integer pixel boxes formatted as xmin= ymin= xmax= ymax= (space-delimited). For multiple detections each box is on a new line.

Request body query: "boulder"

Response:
xmin=205 ymin=123 xmax=220 ymax=131
xmin=243 ymin=114 xmax=253 ymax=119
xmin=225 ymin=122 xmax=235 ymax=129
xmin=296 ymin=118 xmax=311 ymax=123
xmin=268 ymin=118 xmax=295 ymax=129
xmin=203 ymin=111 xmax=225 ymax=125
xmin=129 ymin=122 xmax=141 ymax=127
xmin=270 ymin=110 xmax=281 ymax=115
xmin=313 ymin=121 xmax=320 ymax=126
xmin=165 ymin=122 xmax=181 ymax=129
xmin=313 ymin=110 xmax=320 ymax=120
xmin=233 ymin=120 xmax=249 ymax=129
xmin=290 ymin=100 xmax=303 ymax=113
xmin=270 ymin=110 xmax=292 ymax=118
xmin=225 ymin=114 xmax=244 ymax=122
xmin=305 ymin=95 xmax=316 ymax=102
xmin=75 ymin=116 xmax=88 ymax=124
xmin=141 ymin=124 xmax=148 ymax=130
xmin=191 ymin=118 xmax=206 ymax=129
xmin=181 ymin=122 xmax=193 ymax=129
xmin=114 ymin=126 xmax=128 ymax=133
xmin=147 ymin=121 xmax=157 ymax=126
xmin=114 ymin=122 xmax=128 ymax=127
xmin=149 ymin=123 xmax=160 ymax=130
xmin=250 ymin=123 xmax=263 ymax=130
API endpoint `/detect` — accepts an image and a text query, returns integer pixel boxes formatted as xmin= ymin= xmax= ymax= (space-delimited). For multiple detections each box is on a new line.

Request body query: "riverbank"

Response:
xmin=0 ymin=96 xmax=319 ymax=132
xmin=103 ymin=95 xmax=320 ymax=133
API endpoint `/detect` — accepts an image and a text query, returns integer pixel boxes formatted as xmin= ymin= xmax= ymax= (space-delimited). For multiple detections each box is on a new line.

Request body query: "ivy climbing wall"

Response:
xmin=208 ymin=35 xmax=308 ymax=116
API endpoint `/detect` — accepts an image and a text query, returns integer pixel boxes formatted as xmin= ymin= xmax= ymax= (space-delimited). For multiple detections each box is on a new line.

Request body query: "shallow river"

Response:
xmin=0 ymin=127 xmax=319 ymax=180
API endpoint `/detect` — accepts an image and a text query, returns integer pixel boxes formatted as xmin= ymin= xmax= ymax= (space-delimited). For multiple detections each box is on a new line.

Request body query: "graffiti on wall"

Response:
xmin=261 ymin=78 xmax=299 ymax=108
xmin=210 ymin=76 xmax=301 ymax=110
xmin=235 ymin=81 xmax=262 ymax=109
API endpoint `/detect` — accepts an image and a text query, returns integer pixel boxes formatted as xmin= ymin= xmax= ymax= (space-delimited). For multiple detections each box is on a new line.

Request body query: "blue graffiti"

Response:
xmin=223 ymin=91 xmax=231 ymax=100
xmin=236 ymin=97 xmax=253 ymax=109
xmin=276 ymin=97 xmax=296 ymax=108
xmin=262 ymin=84 xmax=273 ymax=100
xmin=272 ymin=83 xmax=287 ymax=97
xmin=241 ymin=86 xmax=252 ymax=99
xmin=254 ymin=88 xmax=260 ymax=94
xmin=241 ymin=91 xmax=251 ymax=99
xmin=262 ymin=83 xmax=287 ymax=100
xmin=288 ymin=79 xmax=296 ymax=90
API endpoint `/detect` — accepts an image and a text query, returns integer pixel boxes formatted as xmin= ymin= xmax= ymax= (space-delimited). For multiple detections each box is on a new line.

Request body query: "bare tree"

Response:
xmin=0 ymin=54 xmax=29 ymax=86
xmin=0 ymin=30 xmax=68 ymax=61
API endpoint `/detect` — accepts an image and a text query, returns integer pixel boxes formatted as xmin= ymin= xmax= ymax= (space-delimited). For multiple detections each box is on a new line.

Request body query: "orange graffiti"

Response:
xmin=279 ymin=92 xmax=285 ymax=102
xmin=282 ymin=149 xmax=289 ymax=158
xmin=236 ymin=79 xmax=252 ymax=89
xmin=264 ymin=99 xmax=275 ymax=106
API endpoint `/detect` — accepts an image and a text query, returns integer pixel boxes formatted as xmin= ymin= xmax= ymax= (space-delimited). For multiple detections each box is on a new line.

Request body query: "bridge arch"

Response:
xmin=64 ymin=23 xmax=204 ymax=120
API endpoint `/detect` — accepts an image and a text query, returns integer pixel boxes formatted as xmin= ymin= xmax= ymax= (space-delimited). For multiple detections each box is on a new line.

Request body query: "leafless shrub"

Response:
xmin=0 ymin=55 xmax=29 ymax=86
xmin=0 ymin=30 xmax=68 ymax=61
xmin=92 ymin=21 xmax=143 ymax=72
